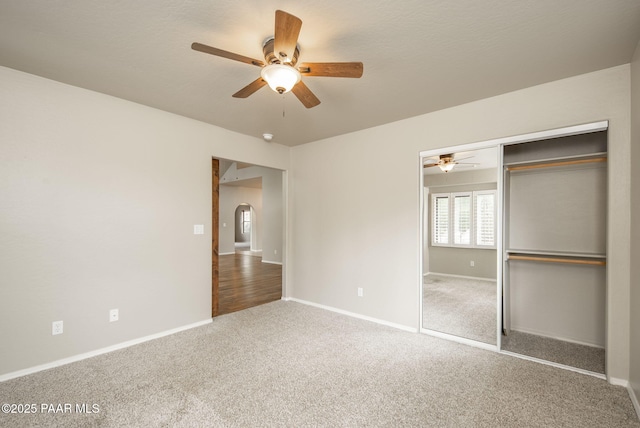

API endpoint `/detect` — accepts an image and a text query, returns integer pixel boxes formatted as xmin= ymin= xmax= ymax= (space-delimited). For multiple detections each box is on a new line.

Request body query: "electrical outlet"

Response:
xmin=52 ymin=320 xmax=63 ymax=335
xmin=274 ymin=249 xmax=278 ymax=255
xmin=357 ymin=287 xmax=364 ymax=297
xmin=109 ymin=309 xmax=119 ymax=322
xmin=193 ymin=224 xmax=204 ymax=235
xmin=470 ymin=261 xmax=475 ymax=267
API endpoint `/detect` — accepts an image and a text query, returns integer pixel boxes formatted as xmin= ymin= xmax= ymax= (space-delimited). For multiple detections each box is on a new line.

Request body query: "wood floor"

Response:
xmin=218 ymin=253 xmax=282 ymax=315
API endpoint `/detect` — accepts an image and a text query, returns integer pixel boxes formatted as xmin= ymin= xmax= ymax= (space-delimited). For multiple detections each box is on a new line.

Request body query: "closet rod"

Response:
xmin=506 ymin=157 xmax=606 ymax=172
xmin=508 ymin=254 xmax=606 ymax=266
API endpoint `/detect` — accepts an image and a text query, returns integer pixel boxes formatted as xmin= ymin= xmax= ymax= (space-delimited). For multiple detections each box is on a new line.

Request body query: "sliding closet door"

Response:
xmin=502 ymin=130 xmax=607 ymax=374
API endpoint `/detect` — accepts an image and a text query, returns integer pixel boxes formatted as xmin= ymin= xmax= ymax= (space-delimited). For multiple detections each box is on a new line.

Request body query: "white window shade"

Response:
xmin=433 ymin=194 xmax=449 ymax=245
xmin=475 ymin=192 xmax=496 ymax=247
xmin=431 ymin=190 xmax=496 ymax=249
xmin=453 ymin=193 xmax=472 ymax=245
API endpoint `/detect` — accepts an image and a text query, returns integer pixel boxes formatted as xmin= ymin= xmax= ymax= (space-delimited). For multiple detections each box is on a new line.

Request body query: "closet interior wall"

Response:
xmin=502 ymin=130 xmax=608 ymax=373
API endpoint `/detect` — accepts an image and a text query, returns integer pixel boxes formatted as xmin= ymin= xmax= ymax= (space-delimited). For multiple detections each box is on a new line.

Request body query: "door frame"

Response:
xmin=212 ymin=158 xmax=219 ymax=317
xmin=211 ymin=159 xmax=288 ymax=317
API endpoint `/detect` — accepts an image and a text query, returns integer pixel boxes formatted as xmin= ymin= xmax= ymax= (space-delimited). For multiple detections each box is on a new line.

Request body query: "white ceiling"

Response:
xmin=1 ymin=1 xmax=639 ymax=147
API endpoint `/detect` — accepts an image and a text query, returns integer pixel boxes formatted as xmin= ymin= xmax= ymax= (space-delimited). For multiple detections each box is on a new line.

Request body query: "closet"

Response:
xmin=501 ymin=130 xmax=608 ymax=374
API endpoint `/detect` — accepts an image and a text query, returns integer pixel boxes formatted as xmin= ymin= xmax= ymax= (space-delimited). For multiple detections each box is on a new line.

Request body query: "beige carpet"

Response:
xmin=502 ymin=330 xmax=605 ymax=374
xmin=423 ymin=274 xmax=497 ymax=345
xmin=1 ymin=301 xmax=638 ymax=427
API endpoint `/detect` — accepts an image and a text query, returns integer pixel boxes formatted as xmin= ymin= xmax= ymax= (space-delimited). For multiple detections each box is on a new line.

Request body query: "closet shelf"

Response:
xmin=506 ymin=249 xmax=606 ymax=259
xmin=504 ymin=152 xmax=607 ymax=171
xmin=506 ymin=250 xmax=606 ymax=266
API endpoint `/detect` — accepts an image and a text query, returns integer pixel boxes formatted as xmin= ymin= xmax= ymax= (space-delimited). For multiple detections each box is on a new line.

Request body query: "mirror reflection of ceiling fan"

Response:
xmin=191 ymin=10 xmax=364 ymax=108
xmin=423 ymin=154 xmax=478 ymax=173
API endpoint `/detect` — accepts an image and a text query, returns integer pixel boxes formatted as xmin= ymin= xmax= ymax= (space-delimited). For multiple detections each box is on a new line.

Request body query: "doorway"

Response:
xmin=212 ymin=158 xmax=285 ymax=316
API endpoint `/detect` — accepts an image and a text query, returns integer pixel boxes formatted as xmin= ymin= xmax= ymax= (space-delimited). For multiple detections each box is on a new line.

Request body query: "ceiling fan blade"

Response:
xmin=423 ymin=164 xmax=441 ymax=168
xmin=291 ymin=81 xmax=320 ymax=108
xmin=232 ymin=78 xmax=267 ymax=98
xmin=274 ymin=10 xmax=302 ymax=64
xmin=298 ymin=62 xmax=364 ymax=78
xmin=191 ymin=42 xmax=264 ymax=67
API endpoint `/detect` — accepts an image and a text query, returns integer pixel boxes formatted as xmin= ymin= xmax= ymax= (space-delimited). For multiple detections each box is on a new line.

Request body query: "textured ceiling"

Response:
xmin=1 ymin=1 xmax=639 ymax=147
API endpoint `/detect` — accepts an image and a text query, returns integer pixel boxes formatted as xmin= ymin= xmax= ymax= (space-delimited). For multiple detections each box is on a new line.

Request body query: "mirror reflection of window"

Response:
xmin=453 ymin=193 xmax=472 ymax=245
xmin=431 ymin=191 xmax=495 ymax=248
xmin=475 ymin=191 xmax=496 ymax=247
xmin=433 ymin=195 xmax=449 ymax=245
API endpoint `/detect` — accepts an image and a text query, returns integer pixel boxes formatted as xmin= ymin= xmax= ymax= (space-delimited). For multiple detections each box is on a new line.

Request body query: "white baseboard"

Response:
xmin=628 ymin=384 xmax=640 ymax=421
xmin=283 ymin=297 xmax=417 ymax=333
xmin=609 ymin=377 xmax=629 ymax=387
xmin=499 ymin=350 xmax=606 ymax=380
xmin=261 ymin=260 xmax=283 ymax=265
xmin=0 ymin=318 xmax=212 ymax=383
xmin=219 ymin=252 xmax=235 ymax=256
xmin=421 ymin=327 xmax=498 ymax=352
xmin=426 ymin=271 xmax=496 ymax=282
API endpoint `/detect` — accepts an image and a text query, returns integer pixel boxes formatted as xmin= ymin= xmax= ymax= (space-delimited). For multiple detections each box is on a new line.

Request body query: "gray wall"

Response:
xmin=219 ymin=186 xmax=261 ymax=253
xmin=0 ymin=67 xmax=291 ymax=377
xmin=428 ymin=247 xmax=497 ymax=279
xmin=630 ymin=41 xmax=640 ymax=407
xmin=261 ymin=169 xmax=284 ymax=264
xmin=218 ymin=164 xmax=283 ymax=263
xmin=291 ymin=65 xmax=632 ymax=381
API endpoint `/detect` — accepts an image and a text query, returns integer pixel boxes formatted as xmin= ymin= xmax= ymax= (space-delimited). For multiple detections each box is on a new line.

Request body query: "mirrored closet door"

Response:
xmin=422 ymin=147 xmax=499 ymax=346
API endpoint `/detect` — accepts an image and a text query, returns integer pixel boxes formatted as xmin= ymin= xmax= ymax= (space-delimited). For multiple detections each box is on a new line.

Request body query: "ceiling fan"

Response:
xmin=423 ymin=154 xmax=478 ymax=173
xmin=191 ymin=10 xmax=363 ymax=108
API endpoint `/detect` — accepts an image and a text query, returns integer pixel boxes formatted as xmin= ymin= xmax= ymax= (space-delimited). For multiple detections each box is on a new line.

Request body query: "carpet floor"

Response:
xmin=502 ymin=330 xmax=606 ymax=374
xmin=423 ymin=274 xmax=497 ymax=345
xmin=0 ymin=301 xmax=638 ymax=427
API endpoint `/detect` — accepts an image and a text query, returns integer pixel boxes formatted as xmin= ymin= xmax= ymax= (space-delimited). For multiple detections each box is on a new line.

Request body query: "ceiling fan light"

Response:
xmin=439 ymin=163 xmax=456 ymax=173
xmin=260 ymin=64 xmax=301 ymax=94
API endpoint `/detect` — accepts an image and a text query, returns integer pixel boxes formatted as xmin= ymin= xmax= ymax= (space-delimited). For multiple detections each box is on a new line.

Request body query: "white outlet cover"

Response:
xmin=193 ymin=224 xmax=204 ymax=235
xmin=52 ymin=320 xmax=63 ymax=335
xmin=109 ymin=309 xmax=119 ymax=322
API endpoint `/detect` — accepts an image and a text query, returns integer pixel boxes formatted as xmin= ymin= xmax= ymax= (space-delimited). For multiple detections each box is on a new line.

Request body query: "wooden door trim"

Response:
xmin=212 ymin=158 xmax=220 ymax=317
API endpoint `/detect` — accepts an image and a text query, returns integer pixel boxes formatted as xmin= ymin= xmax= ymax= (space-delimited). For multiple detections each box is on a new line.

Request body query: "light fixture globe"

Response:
xmin=260 ymin=64 xmax=301 ymax=94
xmin=439 ymin=163 xmax=456 ymax=173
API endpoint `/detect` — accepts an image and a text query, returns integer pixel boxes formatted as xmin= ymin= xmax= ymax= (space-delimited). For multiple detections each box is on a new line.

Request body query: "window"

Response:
xmin=453 ymin=193 xmax=472 ymax=245
xmin=242 ymin=210 xmax=251 ymax=234
xmin=433 ymin=195 xmax=449 ymax=245
xmin=431 ymin=190 xmax=496 ymax=248
xmin=475 ymin=191 xmax=496 ymax=247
